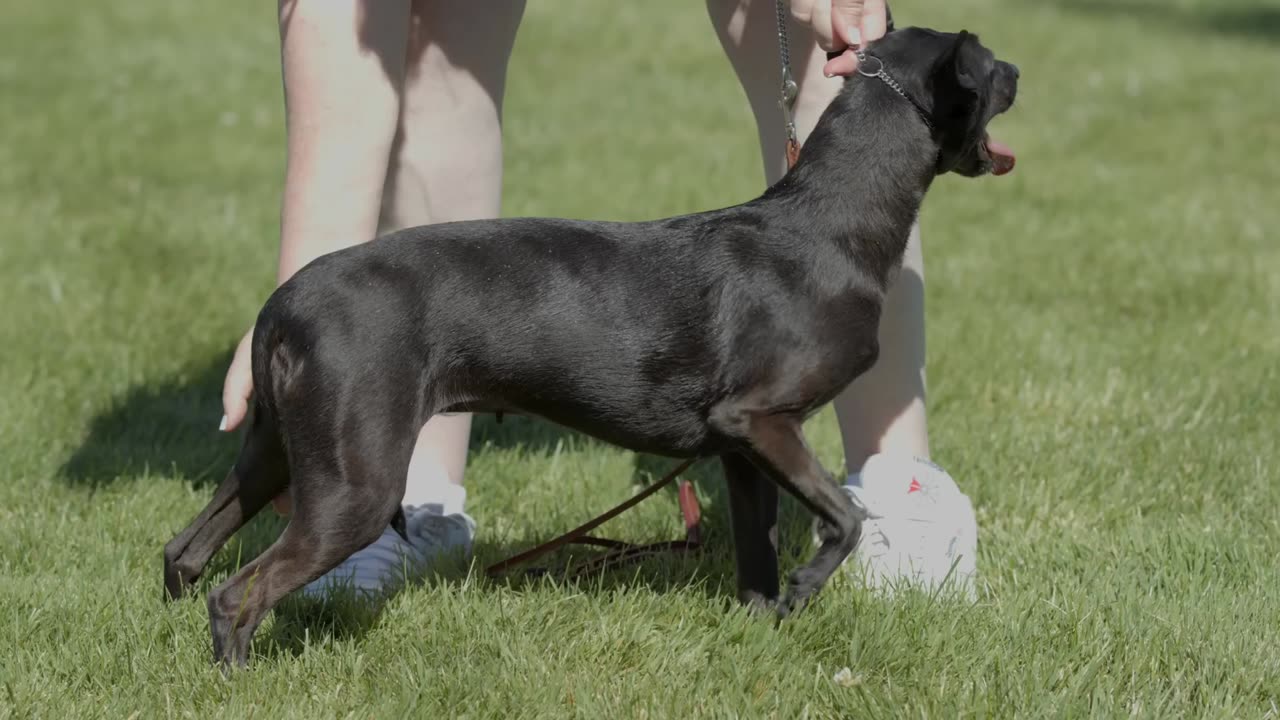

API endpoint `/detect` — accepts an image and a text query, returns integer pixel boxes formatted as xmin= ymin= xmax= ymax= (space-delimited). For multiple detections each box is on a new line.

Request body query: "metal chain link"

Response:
xmin=774 ymin=0 xmax=798 ymax=147
xmin=774 ymin=0 xmax=792 ymax=75
xmin=854 ymin=50 xmax=935 ymax=131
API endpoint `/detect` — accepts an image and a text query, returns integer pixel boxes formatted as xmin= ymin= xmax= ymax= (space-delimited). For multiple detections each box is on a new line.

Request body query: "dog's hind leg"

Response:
xmin=204 ymin=477 xmax=408 ymax=667
xmin=722 ymin=452 xmax=781 ymax=612
xmin=737 ymin=415 xmax=867 ymax=618
xmin=163 ymin=408 xmax=288 ymax=601
xmin=204 ymin=414 xmax=417 ymax=668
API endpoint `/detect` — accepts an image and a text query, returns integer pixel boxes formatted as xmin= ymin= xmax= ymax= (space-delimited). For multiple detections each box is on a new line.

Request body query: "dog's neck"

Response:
xmin=757 ymin=78 xmax=940 ymax=289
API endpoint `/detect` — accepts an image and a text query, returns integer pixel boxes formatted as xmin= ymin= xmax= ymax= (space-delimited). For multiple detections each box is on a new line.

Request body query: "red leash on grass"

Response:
xmin=484 ymin=457 xmax=703 ymax=581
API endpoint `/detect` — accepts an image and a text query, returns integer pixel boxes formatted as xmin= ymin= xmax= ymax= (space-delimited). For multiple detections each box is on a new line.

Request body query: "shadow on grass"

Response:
xmin=1055 ymin=0 xmax=1280 ymax=45
xmin=57 ymin=354 xmax=583 ymax=489
xmin=58 ymin=353 xmax=241 ymax=488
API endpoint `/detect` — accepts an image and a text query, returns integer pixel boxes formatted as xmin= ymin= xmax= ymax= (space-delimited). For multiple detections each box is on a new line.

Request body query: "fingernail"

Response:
xmin=824 ymin=70 xmax=834 ymax=78
xmin=218 ymin=415 xmax=228 ymax=432
xmin=848 ymin=26 xmax=862 ymax=47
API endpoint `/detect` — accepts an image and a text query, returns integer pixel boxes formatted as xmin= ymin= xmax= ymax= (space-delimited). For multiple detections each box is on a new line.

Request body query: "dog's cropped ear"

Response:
xmin=938 ymin=30 xmax=988 ymax=93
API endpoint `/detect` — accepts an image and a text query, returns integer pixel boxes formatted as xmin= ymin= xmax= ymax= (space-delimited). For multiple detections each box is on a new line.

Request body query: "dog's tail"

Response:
xmin=241 ymin=300 xmax=307 ymax=506
xmin=249 ymin=300 xmax=299 ymax=429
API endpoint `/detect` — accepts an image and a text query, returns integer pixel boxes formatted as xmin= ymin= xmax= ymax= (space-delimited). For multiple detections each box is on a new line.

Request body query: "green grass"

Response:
xmin=2 ymin=0 xmax=1279 ymax=716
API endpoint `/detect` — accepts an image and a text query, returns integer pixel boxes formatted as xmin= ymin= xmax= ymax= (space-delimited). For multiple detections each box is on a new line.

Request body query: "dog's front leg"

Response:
xmin=739 ymin=415 xmax=867 ymax=618
xmin=722 ymin=452 xmax=781 ymax=613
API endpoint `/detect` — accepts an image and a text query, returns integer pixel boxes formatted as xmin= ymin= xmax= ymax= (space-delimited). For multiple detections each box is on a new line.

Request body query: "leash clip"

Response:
xmin=779 ymin=67 xmax=800 ymax=162
xmin=774 ymin=0 xmax=802 ymax=169
xmin=855 ymin=51 xmax=883 ymax=79
xmin=779 ymin=68 xmax=799 ymax=140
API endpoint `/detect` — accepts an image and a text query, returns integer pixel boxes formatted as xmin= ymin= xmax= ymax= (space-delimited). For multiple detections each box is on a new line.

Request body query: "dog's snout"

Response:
xmin=1010 ymin=64 xmax=1020 ymax=79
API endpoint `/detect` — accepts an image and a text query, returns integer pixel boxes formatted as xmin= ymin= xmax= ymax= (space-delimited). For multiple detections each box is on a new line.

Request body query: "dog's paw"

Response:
xmin=778 ymin=567 xmax=829 ymax=619
xmin=163 ymin=564 xmax=193 ymax=602
xmin=776 ymin=591 xmax=813 ymax=620
xmin=812 ymin=517 xmax=842 ymax=545
xmin=739 ymin=590 xmax=783 ymax=618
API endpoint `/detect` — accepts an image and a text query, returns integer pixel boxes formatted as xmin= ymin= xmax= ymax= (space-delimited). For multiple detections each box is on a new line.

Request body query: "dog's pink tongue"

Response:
xmin=987 ymin=137 xmax=1016 ymax=176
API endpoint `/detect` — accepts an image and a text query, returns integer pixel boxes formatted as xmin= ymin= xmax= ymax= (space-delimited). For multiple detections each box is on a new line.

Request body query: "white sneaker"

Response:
xmin=302 ymin=503 xmax=476 ymax=599
xmin=841 ymin=454 xmax=978 ymax=599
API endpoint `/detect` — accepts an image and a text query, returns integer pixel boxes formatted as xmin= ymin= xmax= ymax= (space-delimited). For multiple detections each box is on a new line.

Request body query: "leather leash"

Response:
xmin=484 ymin=457 xmax=703 ymax=581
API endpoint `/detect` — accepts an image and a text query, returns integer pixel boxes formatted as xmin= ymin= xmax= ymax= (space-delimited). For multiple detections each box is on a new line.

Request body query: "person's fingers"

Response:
xmin=220 ymin=330 xmax=254 ymax=432
xmin=830 ymin=0 xmax=865 ymax=48
xmin=823 ymin=0 xmax=867 ymax=77
xmin=823 ymin=48 xmax=860 ymax=77
xmin=859 ymin=0 xmax=888 ymax=43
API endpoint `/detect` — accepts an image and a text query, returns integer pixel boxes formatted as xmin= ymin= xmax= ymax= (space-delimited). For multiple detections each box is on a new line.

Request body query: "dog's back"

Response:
xmin=251 ymin=211 xmax=824 ymax=455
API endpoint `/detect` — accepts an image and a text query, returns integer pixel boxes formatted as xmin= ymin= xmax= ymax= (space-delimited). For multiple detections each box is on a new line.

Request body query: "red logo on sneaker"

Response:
xmin=907 ymin=477 xmax=922 ymax=494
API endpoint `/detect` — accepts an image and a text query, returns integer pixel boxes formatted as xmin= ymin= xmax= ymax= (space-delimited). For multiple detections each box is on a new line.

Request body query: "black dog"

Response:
xmin=163 ymin=27 xmax=1018 ymax=667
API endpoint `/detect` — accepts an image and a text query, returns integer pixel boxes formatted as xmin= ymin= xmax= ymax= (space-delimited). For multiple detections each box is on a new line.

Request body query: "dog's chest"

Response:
xmin=721 ymin=286 xmax=883 ymax=409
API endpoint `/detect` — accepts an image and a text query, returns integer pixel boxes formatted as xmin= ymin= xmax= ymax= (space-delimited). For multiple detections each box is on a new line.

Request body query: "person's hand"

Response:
xmin=792 ymin=0 xmax=890 ymax=77
xmin=221 ymin=327 xmax=254 ymax=433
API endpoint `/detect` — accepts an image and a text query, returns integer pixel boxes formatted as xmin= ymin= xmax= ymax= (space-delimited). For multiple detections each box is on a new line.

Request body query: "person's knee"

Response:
xmin=396 ymin=78 xmax=504 ymax=172
xmin=397 ymin=46 xmax=506 ymax=171
xmin=383 ymin=72 xmax=505 ymax=227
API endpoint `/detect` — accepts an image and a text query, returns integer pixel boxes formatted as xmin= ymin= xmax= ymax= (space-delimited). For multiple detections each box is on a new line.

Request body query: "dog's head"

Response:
xmin=865 ymin=27 xmax=1019 ymax=177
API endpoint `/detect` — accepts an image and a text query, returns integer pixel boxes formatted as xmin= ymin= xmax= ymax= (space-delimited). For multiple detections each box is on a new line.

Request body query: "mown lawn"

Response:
xmin=1 ymin=0 xmax=1278 ymax=717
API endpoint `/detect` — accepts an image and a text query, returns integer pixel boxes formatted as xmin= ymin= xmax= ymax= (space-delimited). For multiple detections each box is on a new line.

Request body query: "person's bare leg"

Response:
xmin=275 ymin=0 xmax=409 ymax=283
xmin=384 ymin=0 xmax=526 ymax=505
xmin=298 ymin=0 xmax=527 ymax=597
xmin=706 ymin=0 xmax=930 ymax=473
xmin=242 ymin=0 xmax=410 ymax=515
xmin=262 ymin=0 xmax=524 ymax=518
xmin=834 ymin=227 xmax=929 ymax=467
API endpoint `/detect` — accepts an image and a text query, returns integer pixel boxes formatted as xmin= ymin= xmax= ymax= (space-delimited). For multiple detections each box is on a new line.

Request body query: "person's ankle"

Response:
xmin=845 ymin=452 xmax=937 ymax=487
xmin=401 ymin=455 xmax=467 ymax=515
xmin=404 ymin=481 xmax=467 ymax=516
